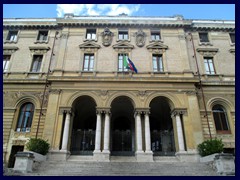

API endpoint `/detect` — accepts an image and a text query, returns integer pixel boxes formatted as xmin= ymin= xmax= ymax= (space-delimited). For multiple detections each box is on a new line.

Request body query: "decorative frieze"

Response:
xmin=146 ymin=42 xmax=168 ymax=54
xmin=196 ymin=48 xmax=218 ymax=56
xmin=112 ymin=42 xmax=134 ymax=52
xmin=79 ymin=42 xmax=101 ymax=52
xmin=3 ymin=46 xmax=19 ymax=54
xmin=29 ymin=46 xmax=50 ymax=54
xmin=3 ymin=91 xmax=49 ymax=108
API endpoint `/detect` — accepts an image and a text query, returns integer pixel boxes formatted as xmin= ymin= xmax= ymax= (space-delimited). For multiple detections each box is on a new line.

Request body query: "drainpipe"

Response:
xmin=188 ymin=32 xmax=212 ymax=140
xmin=36 ymin=31 xmax=59 ymax=138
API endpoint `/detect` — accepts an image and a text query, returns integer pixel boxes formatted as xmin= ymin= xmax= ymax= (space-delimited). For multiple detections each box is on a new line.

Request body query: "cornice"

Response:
xmin=3 ymin=16 xmax=235 ymax=31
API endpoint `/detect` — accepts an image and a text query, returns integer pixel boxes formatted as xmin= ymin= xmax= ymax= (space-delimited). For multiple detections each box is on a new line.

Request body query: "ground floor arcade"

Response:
xmin=50 ymin=95 xmax=195 ymax=162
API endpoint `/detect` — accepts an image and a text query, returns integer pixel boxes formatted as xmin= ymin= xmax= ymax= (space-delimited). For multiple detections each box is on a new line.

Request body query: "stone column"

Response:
xmin=94 ymin=110 xmax=102 ymax=153
xmin=103 ymin=110 xmax=111 ymax=153
xmin=171 ymin=110 xmax=185 ymax=152
xmin=144 ymin=111 xmax=152 ymax=153
xmin=135 ymin=111 xmax=143 ymax=153
xmin=61 ymin=110 xmax=71 ymax=151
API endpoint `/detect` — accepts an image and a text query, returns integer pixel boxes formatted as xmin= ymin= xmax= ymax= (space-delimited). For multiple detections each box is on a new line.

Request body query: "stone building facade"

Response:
xmin=3 ymin=14 xmax=235 ymax=166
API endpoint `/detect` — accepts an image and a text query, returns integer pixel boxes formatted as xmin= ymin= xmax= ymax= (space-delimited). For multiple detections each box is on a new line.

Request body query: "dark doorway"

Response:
xmin=8 ymin=145 xmax=24 ymax=168
xmin=111 ymin=96 xmax=135 ymax=156
xmin=150 ymin=97 xmax=175 ymax=156
xmin=70 ymin=96 xmax=96 ymax=155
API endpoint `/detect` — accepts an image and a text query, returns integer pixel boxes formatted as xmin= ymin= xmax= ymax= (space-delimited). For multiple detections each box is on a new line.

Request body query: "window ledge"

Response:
xmin=116 ymin=39 xmax=130 ymax=42
xmin=83 ymin=39 xmax=97 ymax=42
xmin=149 ymin=40 xmax=163 ymax=43
xmin=230 ymin=43 xmax=235 ymax=46
xmin=199 ymin=42 xmax=213 ymax=46
xmin=4 ymin=40 xmax=18 ymax=44
xmin=34 ymin=40 xmax=49 ymax=44
xmin=216 ymin=130 xmax=231 ymax=135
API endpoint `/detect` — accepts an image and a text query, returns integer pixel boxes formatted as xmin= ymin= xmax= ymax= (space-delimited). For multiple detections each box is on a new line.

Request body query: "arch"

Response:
xmin=106 ymin=91 xmax=138 ymax=108
xmin=207 ymin=97 xmax=234 ymax=112
xmin=145 ymin=92 xmax=182 ymax=110
xmin=70 ymin=95 xmax=97 ymax=155
xmin=14 ymin=95 xmax=40 ymax=109
xmin=66 ymin=91 xmax=101 ymax=107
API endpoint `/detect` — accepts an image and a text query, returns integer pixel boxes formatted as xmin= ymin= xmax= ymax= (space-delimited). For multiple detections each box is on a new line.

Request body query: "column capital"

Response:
xmin=171 ymin=108 xmax=187 ymax=118
xmin=59 ymin=107 xmax=72 ymax=115
xmin=134 ymin=108 xmax=150 ymax=115
xmin=96 ymin=107 xmax=111 ymax=114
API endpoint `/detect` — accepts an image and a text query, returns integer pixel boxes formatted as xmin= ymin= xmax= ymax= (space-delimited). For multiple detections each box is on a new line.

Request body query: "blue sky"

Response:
xmin=3 ymin=4 xmax=235 ymax=20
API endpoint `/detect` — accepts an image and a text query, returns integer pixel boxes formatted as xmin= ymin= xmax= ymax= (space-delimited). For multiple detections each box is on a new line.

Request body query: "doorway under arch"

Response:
xmin=70 ymin=96 xmax=96 ymax=155
xmin=110 ymin=96 xmax=135 ymax=156
xmin=149 ymin=96 xmax=175 ymax=156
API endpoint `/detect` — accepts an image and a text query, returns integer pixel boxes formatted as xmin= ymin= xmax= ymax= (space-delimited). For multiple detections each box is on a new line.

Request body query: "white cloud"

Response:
xmin=56 ymin=4 xmax=141 ymax=17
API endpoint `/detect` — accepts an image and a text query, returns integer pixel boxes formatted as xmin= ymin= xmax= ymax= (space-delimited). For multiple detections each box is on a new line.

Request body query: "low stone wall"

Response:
xmin=200 ymin=153 xmax=235 ymax=176
xmin=13 ymin=151 xmax=47 ymax=173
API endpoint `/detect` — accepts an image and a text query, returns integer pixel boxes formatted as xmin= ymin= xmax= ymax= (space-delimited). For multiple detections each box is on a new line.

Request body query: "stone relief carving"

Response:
xmin=101 ymin=27 xmax=114 ymax=46
xmin=137 ymin=90 xmax=149 ymax=101
xmin=3 ymin=91 xmax=49 ymax=107
xmin=135 ymin=29 xmax=146 ymax=47
xmin=96 ymin=90 xmax=109 ymax=100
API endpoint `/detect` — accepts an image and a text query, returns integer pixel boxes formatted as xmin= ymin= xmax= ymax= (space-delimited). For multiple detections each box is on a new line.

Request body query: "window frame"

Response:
xmin=204 ymin=57 xmax=216 ymax=75
xmin=3 ymin=55 xmax=11 ymax=72
xmin=212 ymin=105 xmax=231 ymax=134
xmin=16 ymin=103 xmax=35 ymax=133
xmin=83 ymin=53 xmax=95 ymax=71
xmin=30 ymin=55 xmax=43 ymax=72
xmin=6 ymin=30 xmax=19 ymax=42
xmin=229 ymin=33 xmax=235 ymax=44
xmin=150 ymin=30 xmax=161 ymax=41
xmin=199 ymin=32 xmax=210 ymax=43
xmin=85 ymin=29 xmax=97 ymax=40
xmin=118 ymin=30 xmax=129 ymax=41
xmin=152 ymin=54 xmax=164 ymax=72
xmin=36 ymin=30 xmax=49 ymax=42
xmin=118 ymin=53 xmax=129 ymax=72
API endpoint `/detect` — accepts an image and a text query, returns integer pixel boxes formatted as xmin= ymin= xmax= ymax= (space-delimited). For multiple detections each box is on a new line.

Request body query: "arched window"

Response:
xmin=16 ymin=103 xmax=35 ymax=132
xmin=212 ymin=105 xmax=230 ymax=133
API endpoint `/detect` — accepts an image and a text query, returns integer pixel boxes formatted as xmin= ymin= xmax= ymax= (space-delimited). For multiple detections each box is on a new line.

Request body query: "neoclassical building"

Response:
xmin=3 ymin=14 xmax=235 ymax=167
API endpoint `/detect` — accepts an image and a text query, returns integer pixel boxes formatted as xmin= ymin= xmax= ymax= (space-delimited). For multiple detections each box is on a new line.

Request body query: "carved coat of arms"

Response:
xmin=135 ymin=29 xmax=146 ymax=47
xmin=101 ymin=27 xmax=114 ymax=46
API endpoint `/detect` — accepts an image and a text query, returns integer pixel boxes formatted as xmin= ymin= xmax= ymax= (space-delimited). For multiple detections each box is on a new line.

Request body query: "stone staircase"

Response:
xmin=13 ymin=156 xmax=219 ymax=176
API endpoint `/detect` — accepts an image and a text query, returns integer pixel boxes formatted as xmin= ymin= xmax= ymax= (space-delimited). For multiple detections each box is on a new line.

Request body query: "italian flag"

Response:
xmin=123 ymin=56 xmax=138 ymax=73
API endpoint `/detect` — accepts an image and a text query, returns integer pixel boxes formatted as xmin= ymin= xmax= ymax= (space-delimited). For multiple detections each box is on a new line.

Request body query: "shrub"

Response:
xmin=197 ymin=138 xmax=224 ymax=157
xmin=26 ymin=138 xmax=50 ymax=155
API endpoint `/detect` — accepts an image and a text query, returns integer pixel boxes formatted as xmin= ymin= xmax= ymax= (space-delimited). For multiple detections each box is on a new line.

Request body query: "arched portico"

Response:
xmin=110 ymin=96 xmax=135 ymax=156
xmin=70 ymin=96 xmax=97 ymax=155
xmin=149 ymin=96 xmax=176 ymax=156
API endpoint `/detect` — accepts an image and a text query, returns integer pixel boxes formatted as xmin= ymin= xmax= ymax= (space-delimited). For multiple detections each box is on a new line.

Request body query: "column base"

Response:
xmin=93 ymin=151 xmax=110 ymax=162
xmin=135 ymin=151 xmax=153 ymax=162
xmin=47 ymin=150 xmax=71 ymax=161
xmin=175 ymin=150 xmax=200 ymax=162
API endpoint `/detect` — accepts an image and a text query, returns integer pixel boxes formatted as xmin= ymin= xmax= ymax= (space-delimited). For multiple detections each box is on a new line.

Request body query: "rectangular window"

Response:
xmin=31 ymin=55 xmax=43 ymax=72
xmin=229 ymin=33 xmax=235 ymax=44
xmin=199 ymin=32 xmax=209 ymax=43
xmin=118 ymin=54 xmax=128 ymax=72
xmin=83 ymin=54 xmax=94 ymax=71
xmin=152 ymin=54 xmax=164 ymax=72
xmin=3 ymin=55 xmax=11 ymax=72
xmin=6 ymin=31 xmax=18 ymax=41
xmin=118 ymin=30 xmax=128 ymax=40
xmin=37 ymin=31 xmax=48 ymax=41
xmin=204 ymin=57 xmax=215 ymax=74
xmin=86 ymin=29 xmax=96 ymax=40
xmin=151 ymin=31 xmax=161 ymax=41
